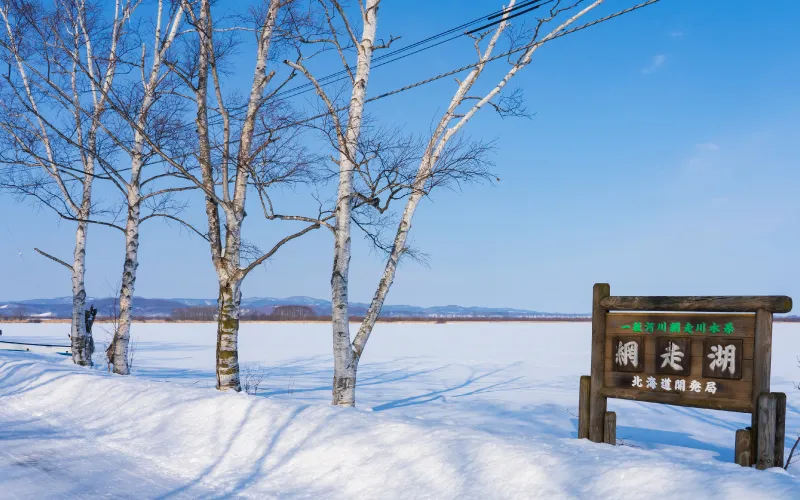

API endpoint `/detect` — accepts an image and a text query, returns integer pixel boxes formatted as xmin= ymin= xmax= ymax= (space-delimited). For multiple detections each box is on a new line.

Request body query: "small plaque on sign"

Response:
xmin=702 ymin=338 xmax=743 ymax=380
xmin=612 ymin=336 xmax=644 ymax=373
xmin=655 ymin=337 xmax=692 ymax=376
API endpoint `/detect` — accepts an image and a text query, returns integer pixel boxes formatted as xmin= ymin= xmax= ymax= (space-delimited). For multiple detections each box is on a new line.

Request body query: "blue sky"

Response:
xmin=1 ymin=0 xmax=798 ymax=313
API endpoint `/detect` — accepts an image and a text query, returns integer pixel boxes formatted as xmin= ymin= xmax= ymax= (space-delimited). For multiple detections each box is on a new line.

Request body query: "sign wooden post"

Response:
xmin=579 ymin=284 xmax=792 ymax=470
xmin=589 ymin=283 xmax=610 ymax=443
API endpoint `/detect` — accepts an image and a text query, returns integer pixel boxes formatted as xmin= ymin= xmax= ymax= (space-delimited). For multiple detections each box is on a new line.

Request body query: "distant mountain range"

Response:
xmin=0 ymin=296 xmax=586 ymax=320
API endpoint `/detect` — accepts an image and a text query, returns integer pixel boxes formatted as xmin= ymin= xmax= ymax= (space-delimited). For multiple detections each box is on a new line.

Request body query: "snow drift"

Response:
xmin=1 ymin=350 xmax=797 ymax=499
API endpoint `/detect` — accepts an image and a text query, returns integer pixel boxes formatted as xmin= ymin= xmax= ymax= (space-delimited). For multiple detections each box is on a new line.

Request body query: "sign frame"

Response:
xmin=578 ymin=283 xmax=792 ymax=470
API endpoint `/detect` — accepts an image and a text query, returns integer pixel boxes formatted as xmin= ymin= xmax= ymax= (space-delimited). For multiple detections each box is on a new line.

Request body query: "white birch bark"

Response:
xmin=69 ymin=218 xmax=92 ymax=365
xmin=0 ymin=6 xmax=91 ymax=364
xmin=330 ymin=0 xmax=380 ymax=407
xmin=186 ymin=0 xmax=281 ymax=391
xmin=215 ymin=265 xmax=243 ymax=390
xmin=215 ymin=0 xmax=278 ymax=392
xmin=350 ymin=0 xmax=605 ymax=383
xmin=0 ymin=1 xmax=130 ymax=366
xmin=109 ymin=1 xmax=184 ymax=375
xmin=111 ymin=183 xmax=140 ymax=374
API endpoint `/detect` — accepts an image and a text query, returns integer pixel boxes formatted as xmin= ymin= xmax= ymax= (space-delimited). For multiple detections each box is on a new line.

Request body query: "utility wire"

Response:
xmin=466 ymin=0 xmax=554 ymax=35
xmin=487 ymin=0 xmax=544 ymax=20
xmin=208 ymin=0 xmax=661 ymax=135
xmin=263 ymin=0 xmax=662 ymax=134
xmin=270 ymin=0 xmax=550 ymax=101
xmin=275 ymin=1 xmax=555 ymax=103
xmin=203 ymin=0 xmax=551 ymax=125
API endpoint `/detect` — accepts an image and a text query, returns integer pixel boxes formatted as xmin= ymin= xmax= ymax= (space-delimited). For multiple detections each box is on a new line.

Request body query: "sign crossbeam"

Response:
xmin=599 ymin=296 xmax=792 ymax=313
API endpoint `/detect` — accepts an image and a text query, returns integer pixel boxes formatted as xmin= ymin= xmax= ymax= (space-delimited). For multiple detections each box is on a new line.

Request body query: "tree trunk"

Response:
xmin=110 ymin=190 xmax=141 ymax=375
xmin=352 ymin=185 xmax=423 ymax=361
xmin=330 ymin=0 xmax=379 ymax=408
xmin=103 ymin=3 xmax=182 ymax=374
xmin=332 ymin=350 xmax=358 ymax=407
xmin=70 ymin=219 xmax=93 ymax=366
xmin=331 ymin=209 xmax=356 ymax=405
xmin=216 ymin=277 xmax=242 ymax=391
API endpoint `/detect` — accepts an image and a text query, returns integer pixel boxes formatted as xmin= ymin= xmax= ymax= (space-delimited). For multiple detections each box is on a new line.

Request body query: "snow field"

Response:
xmin=1 ymin=321 xmax=799 ymax=498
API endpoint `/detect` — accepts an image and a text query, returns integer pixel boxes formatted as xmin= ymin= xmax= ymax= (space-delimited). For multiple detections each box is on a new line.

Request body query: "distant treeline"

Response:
xmin=169 ymin=305 xmax=594 ymax=322
xmin=4 ymin=303 xmax=800 ymax=323
xmin=171 ymin=305 xmax=317 ymax=321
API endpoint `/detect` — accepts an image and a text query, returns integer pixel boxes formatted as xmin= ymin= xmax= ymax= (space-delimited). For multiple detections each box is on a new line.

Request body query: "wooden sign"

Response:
xmin=605 ymin=312 xmax=753 ymax=412
xmin=577 ymin=284 xmax=792 ymax=470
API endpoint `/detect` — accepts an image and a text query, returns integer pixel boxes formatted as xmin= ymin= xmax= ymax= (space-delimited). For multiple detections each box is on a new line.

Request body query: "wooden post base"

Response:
xmin=604 ymin=412 xmax=616 ymax=445
xmin=579 ymin=375 xmax=591 ymax=439
xmin=756 ymin=392 xmax=787 ymax=469
xmin=578 ymin=376 xmax=616 ymax=445
xmin=735 ymin=427 xmax=753 ymax=467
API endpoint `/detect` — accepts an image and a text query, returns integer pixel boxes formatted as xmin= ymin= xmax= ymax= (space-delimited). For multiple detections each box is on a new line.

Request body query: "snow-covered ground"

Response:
xmin=1 ymin=322 xmax=799 ymax=499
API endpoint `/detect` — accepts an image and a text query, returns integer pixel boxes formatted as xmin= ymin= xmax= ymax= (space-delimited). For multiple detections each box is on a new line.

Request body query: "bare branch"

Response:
xmin=58 ymin=213 xmax=126 ymax=232
xmin=139 ymin=213 xmax=209 ymax=241
xmin=140 ymin=185 xmax=200 ymax=201
xmin=33 ymin=247 xmax=73 ymax=272
xmin=240 ymin=223 xmax=320 ymax=277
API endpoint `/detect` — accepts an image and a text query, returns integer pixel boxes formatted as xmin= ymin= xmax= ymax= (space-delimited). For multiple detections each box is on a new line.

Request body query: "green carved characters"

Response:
xmin=620 ymin=319 xmax=735 ymax=336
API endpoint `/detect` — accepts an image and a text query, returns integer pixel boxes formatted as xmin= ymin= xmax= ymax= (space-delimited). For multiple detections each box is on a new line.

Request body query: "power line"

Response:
xmin=274 ymin=1 xmax=555 ymax=103
xmin=215 ymin=0 xmax=661 ymax=140
xmin=487 ymin=0 xmax=544 ymax=20
xmin=257 ymin=0 xmax=662 ymax=135
xmin=466 ymin=0 xmax=554 ymax=35
xmin=270 ymin=0 xmax=551 ymax=102
xmin=364 ymin=0 xmax=663 ymax=103
xmin=204 ymin=1 xmax=552 ymax=126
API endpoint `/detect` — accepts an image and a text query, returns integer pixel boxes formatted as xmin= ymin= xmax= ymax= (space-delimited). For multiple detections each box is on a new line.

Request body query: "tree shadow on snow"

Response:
xmin=0 ymin=369 xmax=75 ymax=400
xmin=156 ymin=398 xmax=262 ymax=499
xmin=370 ymin=362 xmax=526 ymax=412
xmin=156 ymin=402 xmax=337 ymax=499
xmin=131 ymin=341 xmax=210 ymax=353
xmin=132 ymin=366 xmax=216 ymax=385
xmin=221 ymin=406 xmax=334 ymax=497
xmin=0 ymin=417 xmax=67 ymax=442
xmin=252 ymin=356 xmax=452 ymax=398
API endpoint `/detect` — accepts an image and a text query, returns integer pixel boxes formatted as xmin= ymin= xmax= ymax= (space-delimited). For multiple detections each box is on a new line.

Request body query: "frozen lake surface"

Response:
xmin=1 ymin=321 xmax=799 ymax=498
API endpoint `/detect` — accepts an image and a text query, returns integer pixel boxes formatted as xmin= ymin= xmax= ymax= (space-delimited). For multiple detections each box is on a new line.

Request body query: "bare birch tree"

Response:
xmin=322 ymin=0 xmax=659 ymax=406
xmin=162 ymin=0 xmax=324 ymax=391
xmin=0 ymin=0 xmax=133 ymax=366
xmin=99 ymin=1 xmax=186 ymax=375
xmin=282 ymin=0 xmax=382 ymax=406
xmin=288 ymin=0 xmax=500 ymax=406
xmin=1 ymin=0 xmax=191 ymax=374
